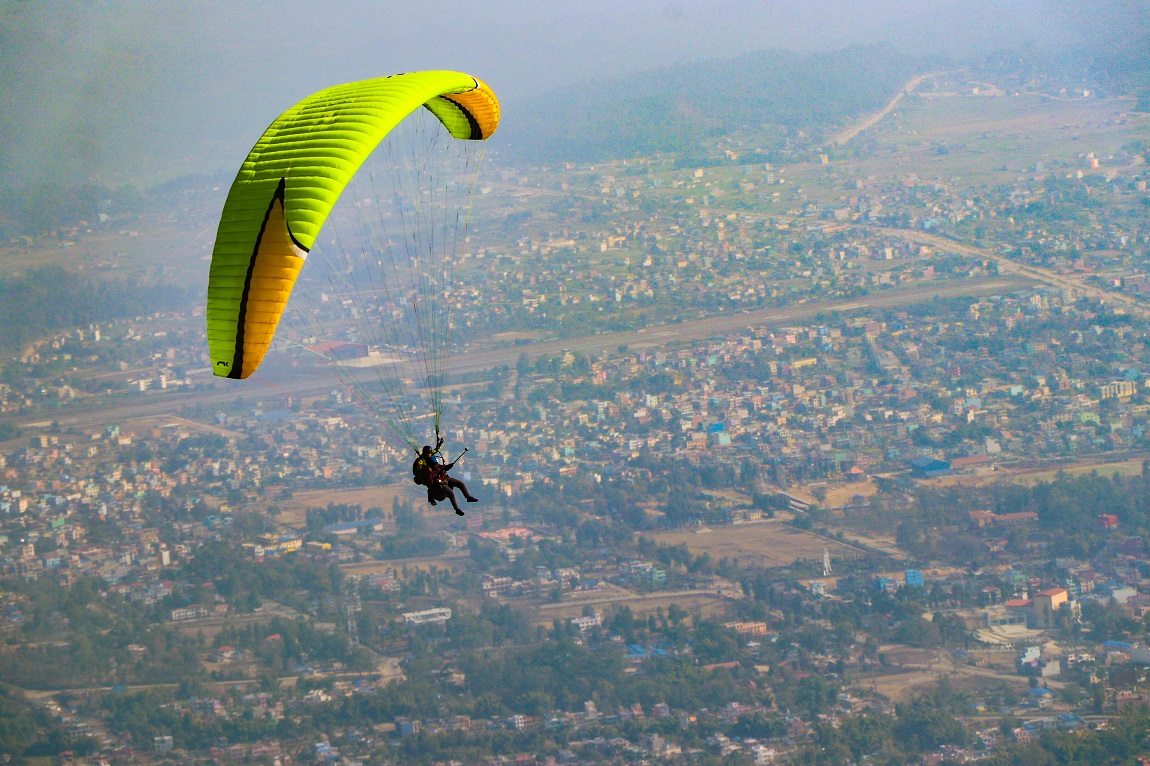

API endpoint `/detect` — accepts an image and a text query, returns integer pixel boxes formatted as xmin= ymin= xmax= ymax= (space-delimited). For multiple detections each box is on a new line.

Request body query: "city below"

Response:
xmin=1 ymin=48 xmax=1150 ymax=766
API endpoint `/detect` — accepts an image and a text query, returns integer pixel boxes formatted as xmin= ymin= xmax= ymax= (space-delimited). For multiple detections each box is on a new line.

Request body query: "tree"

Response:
xmin=892 ymin=706 xmax=967 ymax=752
xmin=794 ymin=675 xmax=838 ymax=716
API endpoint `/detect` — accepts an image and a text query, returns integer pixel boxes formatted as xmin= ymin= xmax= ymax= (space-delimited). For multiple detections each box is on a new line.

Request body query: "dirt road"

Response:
xmin=830 ymin=73 xmax=940 ymax=146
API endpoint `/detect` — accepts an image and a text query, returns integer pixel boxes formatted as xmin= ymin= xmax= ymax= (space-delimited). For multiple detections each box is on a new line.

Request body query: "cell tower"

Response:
xmin=823 ymin=548 xmax=833 ymax=577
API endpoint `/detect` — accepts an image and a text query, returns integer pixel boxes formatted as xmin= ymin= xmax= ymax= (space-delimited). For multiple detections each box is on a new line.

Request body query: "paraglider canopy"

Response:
xmin=206 ymin=71 xmax=499 ymax=381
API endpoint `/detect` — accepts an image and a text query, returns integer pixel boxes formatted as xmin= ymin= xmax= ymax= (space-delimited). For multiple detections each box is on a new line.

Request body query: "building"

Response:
xmin=969 ymin=604 xmax=1028 ymax=631
xmin=1033 ymin=588 xmax=1069 ymax=628
xmin=968 ymin=510 xmax=997 ymax=528
xmin=1056 ymin=714 xmax=1085 ymax=730
xmin=968 ymin=510 xmax=1040 ymax=529
xmin=997 ymin=512 xmax=1039 ymax=526
xmin=481 ymin=574 xmax=517 ymax=598
xmin=724 ymin=621 xmax=769 ymax=636
xmin=951 ymin=455 xmax=993 ymax=471
xmin=571 ymin=612 xmax=602 ymax=632
xmin=321 ymin=518 xmax=384 ymax=536
xmin=1100 ymin=380 xmax=1136 ymax=399
xmin=1004 ymin=598 xmax=1033 ymax=624
xmin=402 ymin=607 xmax=452 ymax=625
xmin=1029 ymin=687 xmax=1054 ymax=709
xmin=909 ymin=457 xmax=950 ymax=478
xmin=783 ymin=493 xmax=812 ymax=513
xmin=1129 ymin=645 xmax=1150 ymax=664
xmin=170 ymin=605 xmax=210 ymax=621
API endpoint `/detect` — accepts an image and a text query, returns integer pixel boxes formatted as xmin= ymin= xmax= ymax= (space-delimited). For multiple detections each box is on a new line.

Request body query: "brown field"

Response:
xmin=489 ymin=331 xmax=545 ymax=343
xmin=848 ymin=85 xmax=1147 ymax=189
xmin=274 ymin=483 xmax=425 ymax=528
xmin=649 ymin=522 xmax=859 ymax=569
xmin=0 ymin=222 xmax=215 ymax=284
xmin=821 ymin=481 xmax=879 ymax=509
xmin=866 ymin=645 xmax=1054 ymax=703
xmin=1005 ymin=458 xmax=1147 ymax=486
xmin=923 ymin=454 xmax=1149 ymax=490
xmin=868 ymin=666 xmax=1025 ymax=704
xmin=535 ymin=591 xmax=731 ymax=625
xmin=867 ymin=669 xmax=950 ymax=703
xmin=699 ymin=488 xmax=752 ymax=504
xmin=340 ymin=552 xmax=470 ymax=577
xmin=121 ymin=415 xmax=244 ymax=440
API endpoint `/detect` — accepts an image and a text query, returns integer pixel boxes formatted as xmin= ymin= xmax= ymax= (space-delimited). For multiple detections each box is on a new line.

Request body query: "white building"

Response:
xmin=570 ymin=612 xmax=602 ymax=632
xmin=403 ymin=607 xmax=452 ymax=625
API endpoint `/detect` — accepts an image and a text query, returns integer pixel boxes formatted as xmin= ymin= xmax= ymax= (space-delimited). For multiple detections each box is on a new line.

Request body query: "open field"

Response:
xmin=867 ymin=665 xmax=1029 ymax=704
xmin=782 ymin=76 xmax=1150 ymax=214
xmin=1003 ymin=457 xmax=1147 ymax=486
xmin=830 ymin=72 xmax=938 ymax=145
xmin=535 ymin=589 xmax=732 ymax=624
xmin=116 ymin=414 xmax=244 ymax=440
xmin=650 ymin=522 xmax=859 ymax=569
xmin=857 ymin=84 xmax=1148 ymax=185
xmin=868 ymin=669 xmax=949 ymax=704
xmin=169 ymin=601 xmax=303 ymax=642
xmin=0 ymin=222 xmax=216 ymax=283
xmin=822 ymin=480 xmax=879 ymax=509
xmin=863 ymin=645 xmax=1041 ymax=703
xmin=273 ymin=483 xmax=423 ymax=528
xmin=340 ymin=552 xmax=470 ymax=577
xmin=923 ymin=453 xmax=1150 ymax=489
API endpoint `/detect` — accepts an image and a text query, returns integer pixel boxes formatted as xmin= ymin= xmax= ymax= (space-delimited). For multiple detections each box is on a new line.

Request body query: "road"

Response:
xmin=818 ymin=70 xmax=1150 ymax=315
xmin=703 ymin=188 xmax=1145 ymax=320
xmin=830 ymin=73 xmax=940 ymax=146
xmin=871 ymin=227 xmax=1150 ymax=319
xmin=20 ymin=276 xmax=1027 ymax=431
xmin=696 ymin=205 xmax=1146 ymax=322
xmin=18 ymin=666 xmax=395 ymax=702
xmin=449 ymin=277 xmax=1024 ymax=373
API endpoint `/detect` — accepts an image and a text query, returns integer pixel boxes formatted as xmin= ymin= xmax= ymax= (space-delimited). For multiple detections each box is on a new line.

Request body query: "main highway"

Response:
xmin=22 ymin=275 xmax=1028 ymax=431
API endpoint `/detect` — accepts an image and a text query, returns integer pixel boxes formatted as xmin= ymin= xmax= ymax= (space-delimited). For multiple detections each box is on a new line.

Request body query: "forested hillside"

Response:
xmin=0 ymin=267 xmax=191 ymax=354
xmin=498 ymin=44 xmax=917 ymax=163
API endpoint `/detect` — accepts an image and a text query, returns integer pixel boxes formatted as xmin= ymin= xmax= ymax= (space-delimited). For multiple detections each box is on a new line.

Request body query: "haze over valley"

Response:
xmin=0 ymin=3 xmax=1149 ymax=764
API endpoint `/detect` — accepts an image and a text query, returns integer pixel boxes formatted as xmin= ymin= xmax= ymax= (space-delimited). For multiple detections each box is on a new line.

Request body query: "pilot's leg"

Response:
xmin=441 ymin=485 xmax=464 ymax=515
xmin=447 ymin=477 xmax=479 ymax=503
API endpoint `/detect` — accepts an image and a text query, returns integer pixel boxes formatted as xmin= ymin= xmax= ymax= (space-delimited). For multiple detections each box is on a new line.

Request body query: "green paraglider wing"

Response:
xmin=206 ymin=70 xmax=499 ymax=379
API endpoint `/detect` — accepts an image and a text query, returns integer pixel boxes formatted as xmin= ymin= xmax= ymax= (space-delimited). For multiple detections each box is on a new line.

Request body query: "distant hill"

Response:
xmin=0 ymin=267 xmax=191 ymax=354
xmin=494 ymin=45 xmax=918 ymax=164
xmin=971 ymin=33 xmax=1150 ymax=101
xmin=494 ymin=24 xmax=1150 ymax=166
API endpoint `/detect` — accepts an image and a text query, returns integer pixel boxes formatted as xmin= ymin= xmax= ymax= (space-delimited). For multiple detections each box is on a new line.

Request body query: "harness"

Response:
xmin=413 ymin=454 xmax=447 ymax=486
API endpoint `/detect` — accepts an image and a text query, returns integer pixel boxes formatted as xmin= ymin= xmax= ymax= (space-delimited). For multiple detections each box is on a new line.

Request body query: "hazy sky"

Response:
xmin=1 ymin=0 xmax=1144 ymax=186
